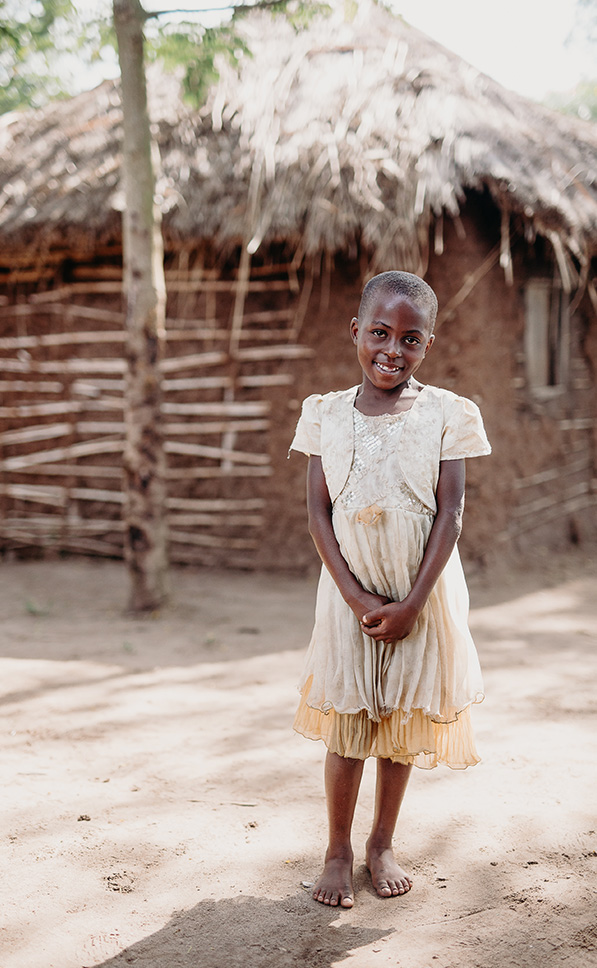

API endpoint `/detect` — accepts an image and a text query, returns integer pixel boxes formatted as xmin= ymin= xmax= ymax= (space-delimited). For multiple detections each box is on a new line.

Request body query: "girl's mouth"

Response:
xmin=374 ymin=361 xmax=401 ymax=373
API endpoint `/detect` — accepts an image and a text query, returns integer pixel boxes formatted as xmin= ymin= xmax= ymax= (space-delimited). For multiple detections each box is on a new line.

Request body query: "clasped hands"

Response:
xmin=351 ymin=591 xmax=420 ymax=642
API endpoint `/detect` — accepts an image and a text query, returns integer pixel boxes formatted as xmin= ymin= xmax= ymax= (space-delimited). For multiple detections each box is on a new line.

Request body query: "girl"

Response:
xmin=289 ymin=271 xmax=491 ymax=909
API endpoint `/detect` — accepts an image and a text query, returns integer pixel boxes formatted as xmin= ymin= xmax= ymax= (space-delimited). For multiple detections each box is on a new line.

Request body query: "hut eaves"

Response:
xmin=0 ymin=0 xmax=596 ymax=287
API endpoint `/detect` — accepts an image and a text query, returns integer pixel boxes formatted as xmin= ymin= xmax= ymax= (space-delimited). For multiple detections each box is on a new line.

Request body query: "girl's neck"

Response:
xmin=354 ymin=378 xmax=424 ymax=416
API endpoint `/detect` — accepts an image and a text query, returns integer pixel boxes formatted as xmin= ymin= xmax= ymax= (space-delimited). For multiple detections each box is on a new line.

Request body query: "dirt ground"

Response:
xmin=1 ymin=549 xmax=596 ymax=968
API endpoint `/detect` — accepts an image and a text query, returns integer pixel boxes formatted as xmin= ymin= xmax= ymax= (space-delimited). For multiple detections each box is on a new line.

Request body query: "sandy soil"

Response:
xmin=1 ymin=550 xmax=596 ymax=968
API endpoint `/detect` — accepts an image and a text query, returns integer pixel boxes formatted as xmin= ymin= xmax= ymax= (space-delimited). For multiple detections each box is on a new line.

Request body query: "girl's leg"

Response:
xmin=365 ymin=758 xmax=413 ymax=897
xmin=313 ymin=750 xmax=364 ymax=908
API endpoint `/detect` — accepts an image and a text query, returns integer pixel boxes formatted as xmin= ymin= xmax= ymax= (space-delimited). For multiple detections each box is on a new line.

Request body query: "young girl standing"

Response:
xmin=289 ymin=270 xmax=491 ymax=909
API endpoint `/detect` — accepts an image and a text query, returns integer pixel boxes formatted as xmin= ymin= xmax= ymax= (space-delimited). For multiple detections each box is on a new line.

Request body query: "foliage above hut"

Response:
xmin=0 ymin=0 xmax=596 ymax=287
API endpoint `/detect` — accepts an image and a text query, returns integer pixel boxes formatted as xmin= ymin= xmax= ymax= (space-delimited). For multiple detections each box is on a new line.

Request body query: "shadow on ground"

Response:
xmin=92 ymin=893 xmax=391 ymax=968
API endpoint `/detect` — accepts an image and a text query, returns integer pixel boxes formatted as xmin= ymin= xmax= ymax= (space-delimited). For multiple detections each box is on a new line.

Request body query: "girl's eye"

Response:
xmin=372 ymin=329 xmax=386 ymax=337
xmin=404 ymin=336 xmax=420 ymax=345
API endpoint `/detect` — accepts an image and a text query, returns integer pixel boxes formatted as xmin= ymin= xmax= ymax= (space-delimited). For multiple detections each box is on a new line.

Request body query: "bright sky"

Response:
xmin=83 ymin=0 xmax=593 ymax=101
xmin=392 ymin=0 xmax=591 ymax=99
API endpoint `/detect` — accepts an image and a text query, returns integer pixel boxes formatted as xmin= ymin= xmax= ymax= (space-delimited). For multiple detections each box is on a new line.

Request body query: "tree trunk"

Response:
xmin=113 ymin=0 xmax=169 ymax=612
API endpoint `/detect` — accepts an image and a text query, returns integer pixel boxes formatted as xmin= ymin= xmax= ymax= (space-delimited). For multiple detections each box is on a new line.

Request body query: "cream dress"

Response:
xmin=290 ymin=385 xmax=491 ymax=770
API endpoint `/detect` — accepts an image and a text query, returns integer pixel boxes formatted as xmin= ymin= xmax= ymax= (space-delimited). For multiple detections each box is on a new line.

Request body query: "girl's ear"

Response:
xmin=425 ymin=334 xmax=436 ymax=354
xmin=350 ymin=317 xmax=359 ymax=342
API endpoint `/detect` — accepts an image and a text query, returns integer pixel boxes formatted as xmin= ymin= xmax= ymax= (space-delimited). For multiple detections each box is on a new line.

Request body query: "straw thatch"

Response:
xmin=0 ymin=0 xmax=596 ymax=281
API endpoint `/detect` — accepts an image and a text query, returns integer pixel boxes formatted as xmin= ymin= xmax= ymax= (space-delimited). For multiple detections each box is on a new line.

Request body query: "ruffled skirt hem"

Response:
xmin=293 ymin=681 xmax=481 ymax=770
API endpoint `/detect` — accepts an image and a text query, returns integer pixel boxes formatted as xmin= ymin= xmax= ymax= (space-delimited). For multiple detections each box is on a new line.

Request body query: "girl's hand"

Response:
xmin=360 ymin=600 xmax=420 ymax=642
xmin=348 ymin=590 xmax=391 ymax=626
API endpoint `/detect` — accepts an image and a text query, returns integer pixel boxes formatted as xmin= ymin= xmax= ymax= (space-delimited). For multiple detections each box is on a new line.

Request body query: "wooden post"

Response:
xmin=113 ymin=0 xmax=169 ymax=612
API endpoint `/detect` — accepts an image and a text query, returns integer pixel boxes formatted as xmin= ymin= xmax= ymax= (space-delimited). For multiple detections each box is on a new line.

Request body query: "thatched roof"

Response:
xmin=1 ymin=0 xmax=597 ymax=280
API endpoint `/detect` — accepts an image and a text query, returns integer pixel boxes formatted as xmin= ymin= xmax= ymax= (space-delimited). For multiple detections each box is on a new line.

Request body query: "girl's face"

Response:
xmin=351 ymin=290 xmax=435 ymax=393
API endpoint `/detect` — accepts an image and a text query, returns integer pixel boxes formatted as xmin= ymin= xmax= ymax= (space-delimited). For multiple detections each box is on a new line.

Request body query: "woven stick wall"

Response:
xmin=0 ymin=248 xmax=313 ymax=567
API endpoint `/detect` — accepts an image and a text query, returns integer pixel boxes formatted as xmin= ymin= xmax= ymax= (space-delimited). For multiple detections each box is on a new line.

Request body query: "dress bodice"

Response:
xmin=335 ymin=408 xmax=433 ymax=517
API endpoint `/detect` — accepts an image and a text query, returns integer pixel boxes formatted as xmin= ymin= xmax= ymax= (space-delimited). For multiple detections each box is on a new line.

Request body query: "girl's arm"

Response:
xmin=306 ymin=455 xmax=390 ymax=621
xmin=361 ymin=458 xmax=465 ymax=641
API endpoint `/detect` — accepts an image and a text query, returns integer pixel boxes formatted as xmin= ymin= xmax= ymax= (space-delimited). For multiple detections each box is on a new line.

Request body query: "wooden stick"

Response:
xmin=290 ymin=261 xmax=314 ymax=340
xmin=164 ymin=329 xmax=228 ymax=340
xmin=163 ymin=321 xmax=228 ymax=336
xmin=0 ymin=302 xmax=125 ymax=324
xmin=0 ymin=359 xmax=127 ymax=374
xmin=10 ymin=464 xmax=123 ymax=478
xmin=164 ymin=420 xmax=269 ymax=435
xmin=0 ymin=381 xmax=63 ymax=393
xmin=163 ymin=377 xmax=232 ymax=391
xmin=27 ymin=279 xmax=293 ymax=302
xmin=502 ymin=492 xmax=596 ymax=535
xmin=164 ymin=440 xmax=270 ymax=465
xmin=72 ymin=379 xmax=125 ymax=393
xmin=0 ymin=490 xmax=267 ymax=512
xmin=2 ymin=438 xmax=125 ymax=469
xmin=0 ymin=327 xmax=241 ymax=348
xmin=0 ymin=354 xmax=282 ymax=375
xmin=28 ymin=282 xmax=124 ymax=300
xmin=235 ymin=345 xmax=313 ymax=361
xmin=0 ymin=484 xmax=67 ymax=507
xmin=0 ymin=401 xmax=120 ymax=419
xmin=6 ymin=463 xmax=272 ymax=479
xmin=167 ymin=529 xmax=258 ymax=550
xmin=166 ymin=419 xmax=269 ymax=434
xmin=238 ymin=374 xmax=293 ymax=387
xmin=230 ymin=246 xmax=252 ymax=353
xmin=0 ymin=423 xmax=72 ymax=446
xmin=76 ymin=421 xmax=124 ymax=434
xmin=0 ymin=332 xmax=126 ymax=349
xmin=3 ymin=517 xmax=123 ymax=532
xmin=236 ymin=330 xmax=300 ymax=342
xmin=162 ymin=401 xmax=269 ymax=416
xmin=0 ymin=531 xmax=124 ymax=555
xmin=164 ymin=465 xmax=272 ymax=478
xmin=512 ymin=481 xmax=590 ymax=518
xmin=0 ymin=531 xmax=122 ymax=558
xmin=160 ymin=352 xmax=227 ymax=372
xmin=513 ymin=455 xmax=592 ymax=488
xmin=167 ymin=496 xmax=265 ymax=511
xmin=166 ymin=512 xmax=263 ymax=527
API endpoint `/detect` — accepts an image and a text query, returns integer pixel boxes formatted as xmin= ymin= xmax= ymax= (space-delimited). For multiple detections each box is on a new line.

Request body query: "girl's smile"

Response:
xmin=351 ymin=290 xmax=435 ymax=402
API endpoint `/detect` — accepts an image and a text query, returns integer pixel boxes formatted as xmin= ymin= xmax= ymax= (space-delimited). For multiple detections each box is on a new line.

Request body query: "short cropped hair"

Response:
xmin=358 ymin=271 xmax=438 ymax=330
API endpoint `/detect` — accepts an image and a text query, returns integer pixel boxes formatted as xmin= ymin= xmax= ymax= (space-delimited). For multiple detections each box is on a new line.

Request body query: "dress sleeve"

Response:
xmin=288 ymin=393 xmax=324 ymax=456
xmin=441 ymin=395 xmax=492 ymax=461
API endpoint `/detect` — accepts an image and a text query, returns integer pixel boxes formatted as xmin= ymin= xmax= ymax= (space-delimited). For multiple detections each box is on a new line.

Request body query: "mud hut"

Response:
xmin=0 ymin=1 xmax=596 ymax=571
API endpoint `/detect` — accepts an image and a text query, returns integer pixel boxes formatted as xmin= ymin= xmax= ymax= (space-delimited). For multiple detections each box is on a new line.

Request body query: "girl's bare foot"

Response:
xmin=312 ymin=849 xmax=354 ymax=908
xmin=365 ymin=843 xmax=412 ymax=897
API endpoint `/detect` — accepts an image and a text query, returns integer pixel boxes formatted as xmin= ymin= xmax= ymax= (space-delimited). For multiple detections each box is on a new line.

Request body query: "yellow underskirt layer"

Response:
xmin=294 ymin=680 xmax=480 ymax=770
